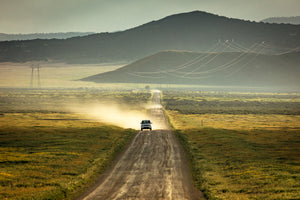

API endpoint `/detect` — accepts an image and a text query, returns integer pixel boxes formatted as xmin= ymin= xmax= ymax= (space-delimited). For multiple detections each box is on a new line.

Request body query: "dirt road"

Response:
xmin=77 ymin=91 xmax=204 ymax=200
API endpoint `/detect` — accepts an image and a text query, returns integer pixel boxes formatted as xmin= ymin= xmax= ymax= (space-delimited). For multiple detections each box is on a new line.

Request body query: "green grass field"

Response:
xmin=163 ymin=91 xmax=300 ymax=200
xmin=0 ymin=89 xmax=150 ymax=199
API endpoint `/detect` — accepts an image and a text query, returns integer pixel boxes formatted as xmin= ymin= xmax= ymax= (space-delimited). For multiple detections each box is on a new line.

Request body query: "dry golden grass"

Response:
xmin=0 ymin=89 xmax=152 ymax=199
xmin=0 ymin=112 xmax=136 ymax=199
xmin=164 ymin=91 xmax=300 ymax=200
xmin=167 ymin=111 xmax=300 ymax=131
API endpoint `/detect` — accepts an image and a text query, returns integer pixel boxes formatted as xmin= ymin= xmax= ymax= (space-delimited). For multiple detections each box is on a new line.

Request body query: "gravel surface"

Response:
xmin=76 ymin=91 xmax=204 ymax=200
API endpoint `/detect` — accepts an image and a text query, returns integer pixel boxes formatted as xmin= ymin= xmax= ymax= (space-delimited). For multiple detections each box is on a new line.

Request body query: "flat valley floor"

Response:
xmin=77 ymin=91 xmax=204 ymax=200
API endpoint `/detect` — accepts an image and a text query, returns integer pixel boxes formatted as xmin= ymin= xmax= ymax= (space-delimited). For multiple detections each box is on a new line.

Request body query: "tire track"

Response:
xmin=77 ymin=91 xmax=204 ymax=200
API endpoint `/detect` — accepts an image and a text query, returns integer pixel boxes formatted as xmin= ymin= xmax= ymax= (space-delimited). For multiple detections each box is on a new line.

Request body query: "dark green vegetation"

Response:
xmin=163 ymin=91 xmax=300 ymax=115
xmin=0 ymin=11 xmax=299 ymax=63
xmin=0 ymin=88 xmax=151 ymax=113
xmin=0 ymin=89 xmax=150 ymax=200
xmin=82 ymin=50 xmax=300 ymax=89
xmin=163 ymin=91 xmax=300 ymax=199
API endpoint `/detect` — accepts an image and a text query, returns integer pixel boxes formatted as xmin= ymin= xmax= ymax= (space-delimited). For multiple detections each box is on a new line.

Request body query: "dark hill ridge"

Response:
xmin=261 ymin=16 xmax=300 ymax=25
xmin=82 ymin=50 xmax=300 ymax=89
xmin=0 ymin=11 xmax=300 ymax=63
xmin=0 ymin=32 xmax=95 ymax=41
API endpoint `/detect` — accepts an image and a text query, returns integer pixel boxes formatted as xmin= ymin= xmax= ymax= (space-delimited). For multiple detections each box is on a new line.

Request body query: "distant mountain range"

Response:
xmin=0 ymin=32 xmax=95 ymax=41
xmin=82 ymin=50 xmax=300 ymax=89
xmin=261 ymin=16 xmax=300 ymax=25
xmin=0 ymin=11 xmax=299 ymax=63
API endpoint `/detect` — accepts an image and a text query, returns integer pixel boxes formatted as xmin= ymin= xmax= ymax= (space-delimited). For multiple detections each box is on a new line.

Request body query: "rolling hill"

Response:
xmin=0 ymin=32 xmax=95 ymax=41
xmin=81 ymin=50 xmax=300 ymax=89
xmin=0 ymin=11 xmax=300 ymax=63
xmin=261 ymin=16 xmax=300 ymax=25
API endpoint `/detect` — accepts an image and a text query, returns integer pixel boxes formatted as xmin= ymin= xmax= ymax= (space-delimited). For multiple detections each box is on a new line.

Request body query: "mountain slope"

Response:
xmin=0 ymin=11 xmax=300 ymax=63
xmin=261 ymin=16 xmax=300 ymax=25
xmin=82 ymin=50 xmax=300 ymax=89
xmin=0 ymin=32 xmax=95 ymax=41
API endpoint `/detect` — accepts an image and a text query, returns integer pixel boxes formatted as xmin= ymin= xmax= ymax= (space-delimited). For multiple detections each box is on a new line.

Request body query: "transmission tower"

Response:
xmin=30 ymin=64 xmax=41 ymax=88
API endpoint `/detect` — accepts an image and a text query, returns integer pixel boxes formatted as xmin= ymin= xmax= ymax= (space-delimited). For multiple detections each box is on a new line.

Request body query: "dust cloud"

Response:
xmin=67 ymin=103 xmax=151 ymax=130
xmin=66 ymin=90 xmax=166 ymax=130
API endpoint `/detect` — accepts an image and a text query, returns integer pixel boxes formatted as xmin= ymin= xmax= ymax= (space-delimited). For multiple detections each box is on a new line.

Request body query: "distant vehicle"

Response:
xmin=141 ymin=120 xmax=152 ymax=131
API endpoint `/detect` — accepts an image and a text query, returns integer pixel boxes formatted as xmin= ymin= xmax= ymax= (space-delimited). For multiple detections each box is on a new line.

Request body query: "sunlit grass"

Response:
xmin=163 ymin=91 xmax=300 ymax=199
xmin=0 ymin=89 xmax=151 ymax=199
xmin=0 ymin=113 xmax=136 ymax=199
xmin=167 ymin=111 xmax=300 ymax=131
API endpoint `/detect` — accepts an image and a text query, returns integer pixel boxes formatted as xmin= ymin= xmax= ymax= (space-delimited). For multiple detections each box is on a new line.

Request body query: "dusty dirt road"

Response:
xmin=77 ymin=91 xmax=204 ymax=200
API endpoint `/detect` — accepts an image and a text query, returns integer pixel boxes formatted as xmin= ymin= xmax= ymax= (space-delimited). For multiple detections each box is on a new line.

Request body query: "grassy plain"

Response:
xmin=163 ymin=91 xmax=300 ymax=200
xmin=0 ymin=89 xmax=151 ymax=199
xmin=0 ymin=62 xmax=122 ymax=88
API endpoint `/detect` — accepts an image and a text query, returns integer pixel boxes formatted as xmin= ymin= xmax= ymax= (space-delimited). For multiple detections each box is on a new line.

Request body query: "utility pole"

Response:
xmin=30 ymin=64 xmax=41 ymax=88
xmin=37 ymin=66 xmax=41 ymax=88
xmin=30 ymin=66 xmax=34 ymax=88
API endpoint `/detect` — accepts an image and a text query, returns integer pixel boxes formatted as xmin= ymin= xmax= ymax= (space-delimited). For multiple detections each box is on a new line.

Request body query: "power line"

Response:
xmin=123 ymin=41 xmax=271 ymax=81
xmin=182 ymin=42 xmax=261 ymax=77
xmin=225 ymin=45 xmax=266 ymax=78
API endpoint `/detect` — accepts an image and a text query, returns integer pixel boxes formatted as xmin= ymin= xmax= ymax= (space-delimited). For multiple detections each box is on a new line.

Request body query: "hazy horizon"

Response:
xmin=1 ymin=0 xmax=300 ymax=34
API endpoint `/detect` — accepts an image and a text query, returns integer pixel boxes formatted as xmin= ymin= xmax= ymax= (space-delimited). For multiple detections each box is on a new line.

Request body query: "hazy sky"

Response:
xmin=1 ymin=0 xmax=300 ymax=34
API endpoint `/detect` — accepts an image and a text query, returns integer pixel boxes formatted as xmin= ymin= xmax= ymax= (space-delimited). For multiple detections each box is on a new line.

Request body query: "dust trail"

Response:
xmin=76 ymin=89 xmax=205 ymax=200
xmin=67 ymin=103 xmax=151 ymax=129
xmin=66 ymin=90 xmax=166 ymax=130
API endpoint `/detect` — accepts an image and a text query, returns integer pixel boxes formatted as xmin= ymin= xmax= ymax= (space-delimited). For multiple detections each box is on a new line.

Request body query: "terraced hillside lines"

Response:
xmin=77 ymin=91 xmax=204 ymax=200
